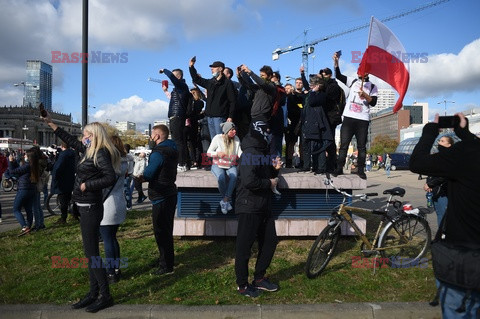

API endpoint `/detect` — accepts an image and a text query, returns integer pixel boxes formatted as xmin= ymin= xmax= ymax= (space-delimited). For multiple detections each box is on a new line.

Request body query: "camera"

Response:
xmin=438 ymin=115 xmax=460 ymax=128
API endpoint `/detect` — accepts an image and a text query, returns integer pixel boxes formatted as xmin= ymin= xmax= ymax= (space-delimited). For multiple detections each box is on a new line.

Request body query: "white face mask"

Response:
xmin=24 ymin=156 xmax=28 ymax=162
xmin=212 ymin=72 xmax=220 ymax=78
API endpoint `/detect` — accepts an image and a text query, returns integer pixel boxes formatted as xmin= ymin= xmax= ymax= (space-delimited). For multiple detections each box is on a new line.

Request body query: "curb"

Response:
xmin=0 ymin=302 xmax=442 ymax=319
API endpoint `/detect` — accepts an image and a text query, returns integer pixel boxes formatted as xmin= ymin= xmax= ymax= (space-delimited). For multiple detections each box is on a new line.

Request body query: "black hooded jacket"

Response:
xmin=235 ymin=130 xmax=278 ymax=214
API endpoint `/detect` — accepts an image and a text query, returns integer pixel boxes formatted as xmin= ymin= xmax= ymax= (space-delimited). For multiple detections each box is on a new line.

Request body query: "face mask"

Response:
xmin=24 ymin=156 xmax=28 ymax=162
xmin=82 ymin=138 xmax=91 ymax=148
xmin=148 ymin=140 xmax=156 ymax=149
xmin=212 ymin=72 xmax=219 ymax=78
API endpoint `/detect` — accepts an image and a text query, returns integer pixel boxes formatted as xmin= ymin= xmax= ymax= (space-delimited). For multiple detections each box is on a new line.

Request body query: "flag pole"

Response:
xmin=366 ymin=16 xmax=374 ymax=49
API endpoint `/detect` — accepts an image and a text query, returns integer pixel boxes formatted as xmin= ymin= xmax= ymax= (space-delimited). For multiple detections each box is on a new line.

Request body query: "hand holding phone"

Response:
xmin=191 ymin=56 xmax=196 ymax=63
xmin=162 ymin=80 xmax=168 ymax=89
xmin=438 ymin=115 xmax=460 ymax=128
xmin=39 ymin=103 xmax=48 ymax=118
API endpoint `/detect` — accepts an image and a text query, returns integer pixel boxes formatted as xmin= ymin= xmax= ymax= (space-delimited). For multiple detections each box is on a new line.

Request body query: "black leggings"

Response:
xmin=77 ymin=203 xmax=109 ymax=297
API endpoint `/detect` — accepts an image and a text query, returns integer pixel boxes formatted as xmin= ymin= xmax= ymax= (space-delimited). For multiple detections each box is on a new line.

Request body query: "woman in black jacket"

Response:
xmin=42 ymin=112 xmax=120 ymax=313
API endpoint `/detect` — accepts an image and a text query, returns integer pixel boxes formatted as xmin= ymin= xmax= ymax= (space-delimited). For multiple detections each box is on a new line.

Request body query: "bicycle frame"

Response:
xmin=331 ymin=194 xmax=408 ymax=252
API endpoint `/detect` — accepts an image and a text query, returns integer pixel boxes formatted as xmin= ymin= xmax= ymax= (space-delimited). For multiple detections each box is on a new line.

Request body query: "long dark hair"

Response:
xmin=26 ymin=147 xmax=40 ymax=183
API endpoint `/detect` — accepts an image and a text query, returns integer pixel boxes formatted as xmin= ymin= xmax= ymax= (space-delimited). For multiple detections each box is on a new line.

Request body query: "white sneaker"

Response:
xmin=219 ymin=200 xmax=228 ymax=214
xmin=177 ymin=165 xmax=187 ymax=172
xmin=226 ymin=201 xmax=233 ymax=211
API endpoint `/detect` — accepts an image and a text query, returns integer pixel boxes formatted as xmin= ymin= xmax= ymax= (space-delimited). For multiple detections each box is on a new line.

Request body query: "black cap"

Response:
xmin=320 ymin=67 xmax=332 ymax=75
xmin=209 ymin=61 xmax=225 ymax=69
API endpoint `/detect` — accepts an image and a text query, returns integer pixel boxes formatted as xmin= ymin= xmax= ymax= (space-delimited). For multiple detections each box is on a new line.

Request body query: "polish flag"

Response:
xmin=358 ymin=17 xmax=410 ymax=113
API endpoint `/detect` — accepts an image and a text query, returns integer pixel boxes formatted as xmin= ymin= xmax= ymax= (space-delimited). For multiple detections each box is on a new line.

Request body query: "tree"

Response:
xmin=368 ymin=134 xmax=399 ymax=155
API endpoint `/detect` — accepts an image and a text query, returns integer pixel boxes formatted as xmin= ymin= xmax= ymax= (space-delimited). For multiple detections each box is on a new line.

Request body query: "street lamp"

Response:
xmin=14 ymin=81 xmax=26 ymax=107
xmin=437 ymin=100 xmax=455 ymax=116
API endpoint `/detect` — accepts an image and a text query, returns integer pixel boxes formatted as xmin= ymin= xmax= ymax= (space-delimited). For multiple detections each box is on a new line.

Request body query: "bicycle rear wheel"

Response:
xmin=305 ymin=224 xmax=341 ymax=278
xmin=379 ymin=215 xmax=431 ymax=267
xmin=46 ymin=193 xmax=61 ymax=216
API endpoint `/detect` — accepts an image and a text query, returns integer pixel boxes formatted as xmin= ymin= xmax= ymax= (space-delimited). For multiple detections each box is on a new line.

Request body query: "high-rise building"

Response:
xmin=370 ymin=88 xmax=396 ymax=114
xmin=25 ymin=60 xmax=53 ymax=111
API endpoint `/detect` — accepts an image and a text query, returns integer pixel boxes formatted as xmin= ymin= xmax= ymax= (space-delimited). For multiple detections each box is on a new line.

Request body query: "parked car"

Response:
xmin=388 ymin=153 xmax=411 ymax=170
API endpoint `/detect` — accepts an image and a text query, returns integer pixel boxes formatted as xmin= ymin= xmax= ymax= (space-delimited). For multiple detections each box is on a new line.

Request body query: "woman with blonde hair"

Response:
xmin=207 ymin=122 xmax=242 ymax=214
xmin=42 ymin=112 xmax=120 ymax=313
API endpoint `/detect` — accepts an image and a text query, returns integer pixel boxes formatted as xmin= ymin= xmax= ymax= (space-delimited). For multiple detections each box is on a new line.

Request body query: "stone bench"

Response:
xmin=173 ymin=168 xmax=367 ymax=237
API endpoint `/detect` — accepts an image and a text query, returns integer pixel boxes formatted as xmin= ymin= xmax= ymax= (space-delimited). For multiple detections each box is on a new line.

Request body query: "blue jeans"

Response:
xmin=124 ymin=175 xmax=132 ymax=208
xmin=207 ymin=117 xmax=226 ymax=140
xmin=13 ymin=189 xmax=35 ymax=228
xmin=385 ymin=164 xmax=391 ymax=177
xmin=99 ymin=224 xmax=120 ymax=275
xmin=33 ymin=189 xmax=45 ymax=228
xmin=438 ymin=281 xmax=480 ymax=318
xmin=210 ymin=164 xmax=237 ymax=200
xmin=433 ymin=196 xmax=448 ymax=226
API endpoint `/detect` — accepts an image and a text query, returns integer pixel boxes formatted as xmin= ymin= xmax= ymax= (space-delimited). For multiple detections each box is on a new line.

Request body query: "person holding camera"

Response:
xmin=410 ymin=113 xmax=480 ymax=318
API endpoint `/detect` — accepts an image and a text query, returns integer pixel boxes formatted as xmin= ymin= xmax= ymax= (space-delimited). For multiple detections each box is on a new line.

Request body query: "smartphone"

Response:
xmin=438 ymin=115 xmax=460 ymax=128
xmin=39 ymin=102 xmax=47 ymax=117
xmin=162 ymin=80 xmax=168 ymax=89
xmin=191 ymin=55 xmax=196 ymax=63
xmin=336 ymin=50 xmax=342 ymax=58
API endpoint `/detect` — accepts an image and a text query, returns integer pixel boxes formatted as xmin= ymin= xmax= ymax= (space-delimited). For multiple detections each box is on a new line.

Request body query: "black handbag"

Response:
xmin=430 ymin=211 xmax=480 ymax=312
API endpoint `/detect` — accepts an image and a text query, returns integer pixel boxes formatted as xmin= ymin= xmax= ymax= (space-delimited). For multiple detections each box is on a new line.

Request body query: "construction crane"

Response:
xmin=272 ymin=0 xmax=450 ymax=74
xmin=147 ymin=77 xmax=165 ymax=84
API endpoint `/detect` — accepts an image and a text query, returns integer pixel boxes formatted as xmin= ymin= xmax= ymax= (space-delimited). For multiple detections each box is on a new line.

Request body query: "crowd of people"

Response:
xmin=6 ymin=53 xmax=477 ymax=317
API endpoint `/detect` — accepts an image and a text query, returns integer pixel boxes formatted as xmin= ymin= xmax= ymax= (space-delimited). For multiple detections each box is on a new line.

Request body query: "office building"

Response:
xmin=370 ymin=88 xmax=395 ymax=114
xmin=115 ymin=121 xmax=136 ymax=133
xmin=25 ymin=60 xmax=53 ymax=111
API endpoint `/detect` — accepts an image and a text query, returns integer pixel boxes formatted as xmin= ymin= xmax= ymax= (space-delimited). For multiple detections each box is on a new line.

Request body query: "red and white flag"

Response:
xmin=358 ymin=17 xmax=410 ymax=113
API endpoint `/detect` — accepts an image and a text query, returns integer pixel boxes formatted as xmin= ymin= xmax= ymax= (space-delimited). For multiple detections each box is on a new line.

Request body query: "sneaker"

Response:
xmin=177 ymin=165 xmax=187 ymax=172
xmin=237 ymin=284 xmax=262 ymax=298
xmin=154 ymin=267 xmax=174 ymax=276
xmin=226 ymin=201 xmax=233 ymax=211
xmin=219 ymin=200 xmax=228 ymax=214
xmin=18 ymin=227 xmax=31 ymax=237
xmin=136 ymin=195 xmax=147 ymax=204
xmin=0 ymin=218 xmax=2 ymax=223
xmin=252 ymin=277 xmax=279 ymax=292
xmin=56 ymin=218 xmax=66 ymax=224
xmin=356 ymin=171 xmax=367 ymax=180
xmin=107 ymin=273 xmax=119 ymax=284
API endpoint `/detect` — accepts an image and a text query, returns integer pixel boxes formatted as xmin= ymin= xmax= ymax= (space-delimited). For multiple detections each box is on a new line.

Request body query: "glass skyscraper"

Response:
xmin=25 ymin=60 xmax=52 ymax=111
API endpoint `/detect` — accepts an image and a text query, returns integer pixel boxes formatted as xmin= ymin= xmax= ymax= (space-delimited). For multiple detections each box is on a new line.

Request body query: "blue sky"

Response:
xmin=1 ymin=0 xmax=479 ymax=130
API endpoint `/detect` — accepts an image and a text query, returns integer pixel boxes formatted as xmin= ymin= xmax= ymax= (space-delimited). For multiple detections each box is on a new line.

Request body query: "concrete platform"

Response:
xmin=173 ymin=169 xmax=367 ymax=237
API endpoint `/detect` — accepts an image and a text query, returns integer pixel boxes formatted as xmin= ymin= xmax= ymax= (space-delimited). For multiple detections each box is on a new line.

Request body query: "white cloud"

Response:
xmin=91 ymin=95 xmax=169 ymax=130
xmin=409 ymin=38 xmax=480 ymax=99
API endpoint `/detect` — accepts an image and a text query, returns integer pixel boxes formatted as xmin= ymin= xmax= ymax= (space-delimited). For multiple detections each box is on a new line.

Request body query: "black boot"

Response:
xmin=356 ymin=167 xmax=367 ymax=180
xmin=71 ymin=292 xmax=97 ymax=309
xmin=85 ymin=294 xmax=114 ymax=313
xmin=332 ymin=167 xmax=343 ymax=177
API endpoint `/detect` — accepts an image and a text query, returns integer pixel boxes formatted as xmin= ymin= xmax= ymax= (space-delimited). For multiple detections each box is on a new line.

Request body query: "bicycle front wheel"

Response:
xmin=379 ymin=215 xmax=431 ymax=267
xmin=46 ymin=193 xmax=61 ymax=216
xmin=2 ymin=179 xmax=13 ymax=192
xmin=305 ymin=224 xmax=341 ymax=278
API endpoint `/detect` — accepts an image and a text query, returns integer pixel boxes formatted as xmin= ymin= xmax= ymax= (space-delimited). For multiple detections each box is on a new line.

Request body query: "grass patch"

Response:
xmin=0 ymin=210 xmax=436 ymax=305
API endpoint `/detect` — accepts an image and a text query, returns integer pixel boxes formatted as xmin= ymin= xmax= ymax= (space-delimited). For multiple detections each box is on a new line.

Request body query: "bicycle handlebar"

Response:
xmin=323 ymin=176 xmax=378 ymax=200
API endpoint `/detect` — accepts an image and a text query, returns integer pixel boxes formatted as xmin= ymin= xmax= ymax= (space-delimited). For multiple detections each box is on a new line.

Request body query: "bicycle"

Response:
xmin=46 ymin=193 xmax=73 ymax=216
xmin=305 ymin=175 xmax=432 ymax=278
xmin=2 ymin=176 xmax=18 ymax=192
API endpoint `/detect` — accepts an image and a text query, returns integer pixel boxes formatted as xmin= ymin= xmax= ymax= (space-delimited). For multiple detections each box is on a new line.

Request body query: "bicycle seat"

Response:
xmin=383 ymin=187 xmax=406 ymax=197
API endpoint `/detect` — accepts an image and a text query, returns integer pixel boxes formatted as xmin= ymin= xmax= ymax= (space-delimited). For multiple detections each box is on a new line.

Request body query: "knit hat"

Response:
xmin=220 ymin=122 xmax=235 ymax=134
